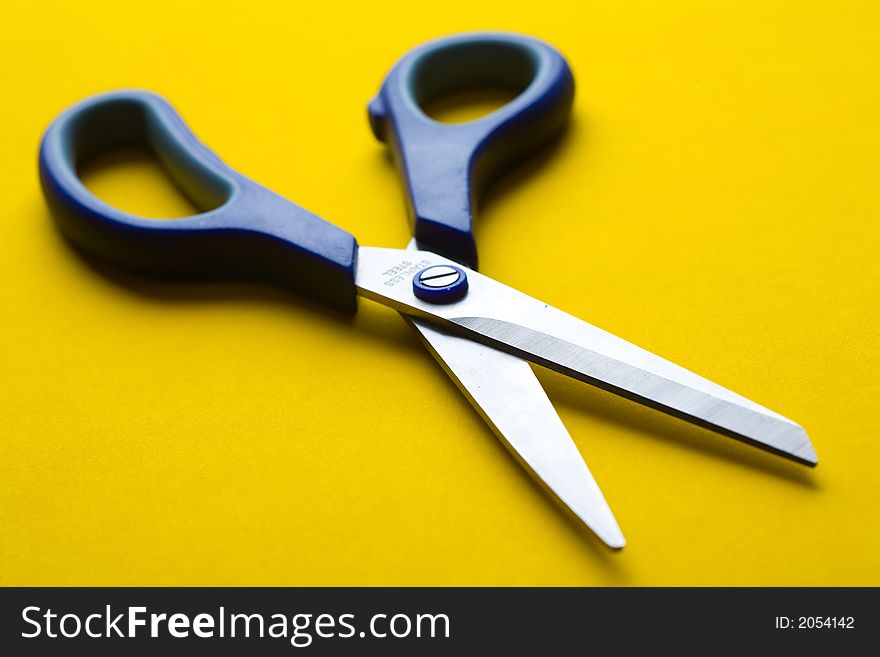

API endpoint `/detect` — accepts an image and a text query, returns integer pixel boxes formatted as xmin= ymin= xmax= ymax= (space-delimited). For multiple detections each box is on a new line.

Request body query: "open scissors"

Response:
xmin=38 ymin=32 xmax=817 ymax=549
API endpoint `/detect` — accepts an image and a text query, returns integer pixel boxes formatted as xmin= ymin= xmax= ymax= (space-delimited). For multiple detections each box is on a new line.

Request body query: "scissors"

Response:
xmin=38 ymin=32 xmax=817 ymax=548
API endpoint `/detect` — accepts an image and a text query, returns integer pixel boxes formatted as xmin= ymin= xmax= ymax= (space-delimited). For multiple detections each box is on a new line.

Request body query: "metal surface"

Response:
xmin=357 ymin=246 xmax=818 ymax=467
xmin=400 ymin=240 xmax=624 ymax=547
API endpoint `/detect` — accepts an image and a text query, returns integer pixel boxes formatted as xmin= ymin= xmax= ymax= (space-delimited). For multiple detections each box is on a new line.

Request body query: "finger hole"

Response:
xmin=421 ymin=88 xmax=520 ymax=124
xmin=67 ymin=97 xmax=230 ymax=219
xmin=79 ymin=148 xmax=200 ymax=219
xmin=410 ymin=40 xmax=538 ymax=124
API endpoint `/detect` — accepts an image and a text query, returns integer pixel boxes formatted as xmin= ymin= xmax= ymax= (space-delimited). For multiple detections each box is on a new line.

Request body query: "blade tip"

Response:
xmin=801 ymin=450 xmax=819 ymax=467
xmin=791 ymin=426 xmax=818 ymax=466
xmin=596 ymin=526 xmax=626 ymax=550
xmin=605 ymin=535 xmax=626 ymax=550
xmin=573 ymin=509 xmax=626 ymax=549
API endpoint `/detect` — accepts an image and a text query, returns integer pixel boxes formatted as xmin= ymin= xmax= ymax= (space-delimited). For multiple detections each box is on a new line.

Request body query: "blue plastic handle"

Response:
xmin=368 ymin=32 xmax=575 ymax=269
xmin=39 ymin=91 xmax=359 ymax=313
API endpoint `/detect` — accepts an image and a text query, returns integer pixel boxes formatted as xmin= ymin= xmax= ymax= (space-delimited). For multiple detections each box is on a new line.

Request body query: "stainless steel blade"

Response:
xmin=402 ymin=241 xmax=624 ymax=547
xmin=356 ymin=246 xmax=818 ymax=466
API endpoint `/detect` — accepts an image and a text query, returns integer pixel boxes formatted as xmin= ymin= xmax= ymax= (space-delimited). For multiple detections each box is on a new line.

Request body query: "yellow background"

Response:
xmin=2 ymin=1 xmax=879 ymax=586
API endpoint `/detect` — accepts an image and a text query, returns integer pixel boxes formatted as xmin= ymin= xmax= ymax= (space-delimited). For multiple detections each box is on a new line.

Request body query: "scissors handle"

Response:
xmin=39 ymin=91 xmax=359 ymax=312
xmin=368 ymin=32 xmax=574 ymax=269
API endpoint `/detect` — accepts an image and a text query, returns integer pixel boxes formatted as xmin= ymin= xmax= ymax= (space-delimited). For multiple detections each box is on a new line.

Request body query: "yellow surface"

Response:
xmin=1 ymin=1 xmax=879 ymax=586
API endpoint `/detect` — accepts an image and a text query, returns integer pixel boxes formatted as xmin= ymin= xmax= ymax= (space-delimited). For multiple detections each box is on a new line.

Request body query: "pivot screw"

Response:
xmin=412 ymin=264 xmax=469 ymax=303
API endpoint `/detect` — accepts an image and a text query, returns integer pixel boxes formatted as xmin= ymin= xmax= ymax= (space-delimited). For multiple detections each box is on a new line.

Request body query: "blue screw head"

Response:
xmin=412 ymin=265 xmax=469 ymax=304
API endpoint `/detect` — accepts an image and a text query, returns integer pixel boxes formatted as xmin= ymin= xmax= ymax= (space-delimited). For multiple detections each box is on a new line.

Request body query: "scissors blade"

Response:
xmin=356 ymin=247 xmax=818 ymax=466
xmin=400 ymin=240 xmax=622 ymax=547
xmin=407 ymin=316 xmax=625 ymax=548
